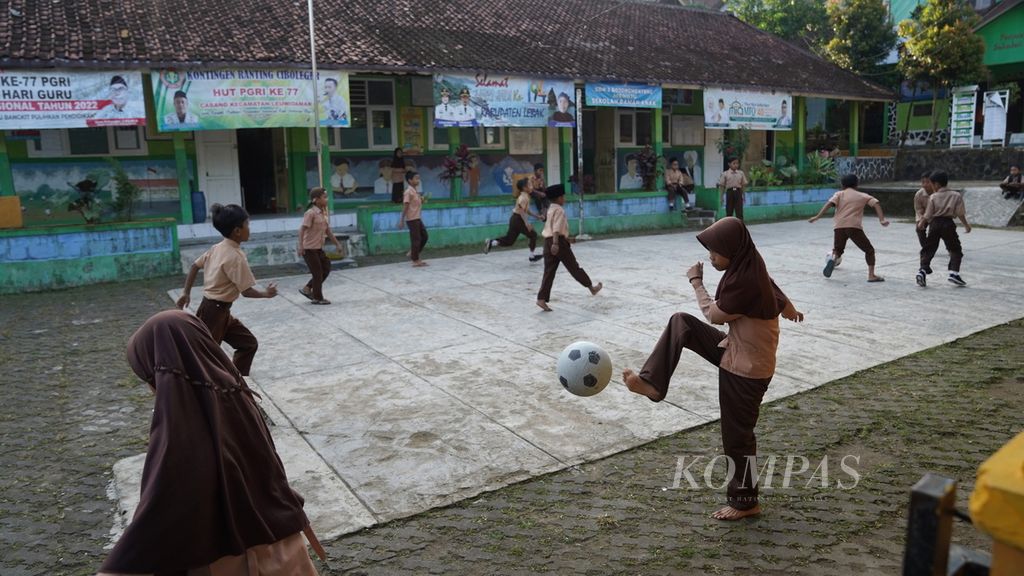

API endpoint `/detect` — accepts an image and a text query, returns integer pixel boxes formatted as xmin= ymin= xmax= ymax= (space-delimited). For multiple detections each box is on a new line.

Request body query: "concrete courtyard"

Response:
xmin=103 ymin=218 xmax=1024 ymax=545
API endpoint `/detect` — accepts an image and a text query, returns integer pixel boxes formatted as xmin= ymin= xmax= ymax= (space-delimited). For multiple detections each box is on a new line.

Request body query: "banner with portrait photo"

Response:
xmin=703 ymin=89 xmax=793 ymax=131
xmin=432 ymin=74 xmax=575 ymax=128
xmin=584 ymin=83 xmax=662 ymax=108
xmin=0 ymin=70 xmax=146 ymax=129
xmin=151 ymin=69 xmax=350 ymax=132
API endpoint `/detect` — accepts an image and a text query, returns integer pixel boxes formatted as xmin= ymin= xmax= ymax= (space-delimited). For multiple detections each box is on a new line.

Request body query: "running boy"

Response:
xmin=917 ymin=170 xmax=971 ymax=287
xmin=718 ymin=158 xmax=748 ymax=220
xmin=913 ymin=171 xmax=935 ymax=248
xmin=298 ymin=187 xmax=343 ymax=305
xmin=398 ymin=171 xmax=429 ymax=267
xmin=176 ymin=203 xmax=278 ymax=376
xmin=623 ymin=217 xmax=804 ymax=521
xmin=808 ymin=174 xmax=889 ymax=282
xmin=484 ymin=177 xmax=544 ymax=262
xmin=536 ymin=185 xmax=602 ymax=311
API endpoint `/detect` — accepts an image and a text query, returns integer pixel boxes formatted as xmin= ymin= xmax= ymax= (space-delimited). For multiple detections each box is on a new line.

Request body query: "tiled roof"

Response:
xmin=0 ymin=0 xmax=893 ymax=100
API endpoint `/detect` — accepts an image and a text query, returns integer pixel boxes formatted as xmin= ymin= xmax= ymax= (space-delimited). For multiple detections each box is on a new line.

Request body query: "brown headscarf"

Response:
xmin=100 ymin=310 xmax=309 ymax=574
xmin=696 ymin=217 xmax=788 ymax=320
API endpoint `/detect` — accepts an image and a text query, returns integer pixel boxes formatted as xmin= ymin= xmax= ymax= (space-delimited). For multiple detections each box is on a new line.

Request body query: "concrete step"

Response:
xmin=681 ymin=208 xmax=716 ymax=229
xmin=961 ymin=187 xmax=1024 ymax=228
xmin=179 ymin=230 xmax=366 ymax=272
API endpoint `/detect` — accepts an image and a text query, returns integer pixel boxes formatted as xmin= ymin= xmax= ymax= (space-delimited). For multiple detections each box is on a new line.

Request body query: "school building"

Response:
xmin=0 ymin=0 xmax=893 ymax=293
xmin=886 ymin=0 xmax=1024 ymax=147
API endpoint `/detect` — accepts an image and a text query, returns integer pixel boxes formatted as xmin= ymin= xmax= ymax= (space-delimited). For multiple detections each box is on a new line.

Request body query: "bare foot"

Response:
xmin=536 ymin=300 xmax=552 ymax=312
xmin=589 ymin=282 xmax=603 ymax=296
xmin=622 ymin=369 xmax=662 ymax=401
xmin=412 ymin=260 xmax=428 ymax=267
xmin=711 ymin=505 xmax=762 ymax=521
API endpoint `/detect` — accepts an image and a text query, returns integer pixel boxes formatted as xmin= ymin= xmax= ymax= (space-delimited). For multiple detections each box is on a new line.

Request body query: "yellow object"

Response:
xmin=0 ymin=196 xmax=23 ymax=228
xmin=970 ymin=431 xmax=1024 ymax=552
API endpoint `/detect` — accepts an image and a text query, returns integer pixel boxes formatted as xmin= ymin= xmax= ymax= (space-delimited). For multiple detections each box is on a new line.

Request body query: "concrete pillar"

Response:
xmin=448 ymin=127 xmax=462 ymax=200
xmin=796 ymin=97 xmax=807 ymax=170
xmin=849 ymin=101 xmax=860 ymax=157
xmin=173 ymin=132 xmax=193 ymax=224
xmin=653 ymin=112 xmax=664 ymax=191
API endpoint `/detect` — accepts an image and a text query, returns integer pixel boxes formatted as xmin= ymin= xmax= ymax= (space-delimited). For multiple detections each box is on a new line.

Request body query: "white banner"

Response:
xmin=0 ymin=70 xmax=146 ymax=129
xmin=703 ymin=89 xmax=793 ymax=131
xmin=982 ymin=90 xmax=1009 ymax=143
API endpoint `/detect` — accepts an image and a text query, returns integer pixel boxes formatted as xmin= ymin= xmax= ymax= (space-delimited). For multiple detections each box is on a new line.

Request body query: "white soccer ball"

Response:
xmin=556 ymin=341 xmax=613 ymax=397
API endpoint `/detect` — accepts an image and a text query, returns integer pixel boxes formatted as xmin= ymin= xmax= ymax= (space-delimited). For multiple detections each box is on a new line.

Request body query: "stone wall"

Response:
xmin=894 ymin=148 xmax=1024 ymax=181
xmin=835 ymin=157 xmax=895 ymax=183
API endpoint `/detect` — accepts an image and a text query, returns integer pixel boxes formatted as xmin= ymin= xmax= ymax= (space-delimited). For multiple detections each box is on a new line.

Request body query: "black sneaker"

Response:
xmin=947 ymin=273 xmax=967 ymax=286
xmin=924 ymin=265 xmax=933 ymax=275
xmin=916 ymin=270 xmax=927 ymax=287
xmin=668 ymin=203 xmax=675 ymax=211
xmin=529 ymin=254 xmax=543 ymax=262
xmin=823 ymin=255 xmax=835 ymax=278
xmin=483 ymin=239 xmax=492 ymax=254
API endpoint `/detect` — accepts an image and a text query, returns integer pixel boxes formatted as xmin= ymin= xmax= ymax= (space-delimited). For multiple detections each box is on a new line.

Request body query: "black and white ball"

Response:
xmin=556 ymin=341 xmax=612 ymax=397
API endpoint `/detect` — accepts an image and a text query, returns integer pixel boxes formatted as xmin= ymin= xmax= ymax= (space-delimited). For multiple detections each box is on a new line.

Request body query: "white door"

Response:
xmin=196 ymin=130 xmax=240 ymax=216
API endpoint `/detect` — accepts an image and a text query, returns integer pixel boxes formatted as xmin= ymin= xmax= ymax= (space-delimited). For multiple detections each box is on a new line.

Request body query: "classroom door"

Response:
xmin=196 ymin=130 xmax=241 ymax=215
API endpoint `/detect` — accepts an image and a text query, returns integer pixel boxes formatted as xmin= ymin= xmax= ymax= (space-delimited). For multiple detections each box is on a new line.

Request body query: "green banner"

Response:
xmin=152 ymin=69 xmax=350 ymax=132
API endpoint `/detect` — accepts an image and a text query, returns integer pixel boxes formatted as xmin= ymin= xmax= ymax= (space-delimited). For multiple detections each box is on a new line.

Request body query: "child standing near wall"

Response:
xmin=808 ymin=174 xmax=889 ymax=282
xmin=917 ymin=170 xmax=971 ymax=287
xmin=718 ymin=158 xmax=748 ymax=220
xmin=484 ymin=177 xmax=544 ymax=262
xmin=622 ymin=217 xmax=804 ymax=520
xmin=176 ymin=204 xmax=278 ymax=376
xmin=298 ymin=187 xmax=343 ymax=305
xmin=398 ymin=171 xmax=429 ymax=267
xmin=536 ymin=185 xmax=602 ymax=311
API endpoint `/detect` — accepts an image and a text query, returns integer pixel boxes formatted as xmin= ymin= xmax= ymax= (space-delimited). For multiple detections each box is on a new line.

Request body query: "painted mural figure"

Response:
xmin=434 ymin=87 xmax=458 ymax=124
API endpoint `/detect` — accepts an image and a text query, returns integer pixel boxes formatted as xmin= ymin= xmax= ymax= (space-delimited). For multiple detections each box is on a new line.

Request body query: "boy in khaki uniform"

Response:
xmin=176 ymin=204 xmax=278 ymax=376
xmin=808 ymin=174 xmax=889 ymax=282
xmin=536 ymin=185 xmax=602 ymax=311
xmin=718 ymin=158 xmax=748 ymax=220
xmin=916 ymin=171 xmax=972 ymax=287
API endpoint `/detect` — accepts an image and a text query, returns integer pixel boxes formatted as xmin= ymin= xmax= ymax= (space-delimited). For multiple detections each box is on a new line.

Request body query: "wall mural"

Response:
xmin=12 ymin=159 xmax=189 ymax=225
xmin=305 ymin=152 xmax=544 ymax=202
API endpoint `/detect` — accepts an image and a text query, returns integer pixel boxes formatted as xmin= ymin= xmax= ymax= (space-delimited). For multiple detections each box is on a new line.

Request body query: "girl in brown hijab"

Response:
xmin=623 ymin=217 xmax=804 ymax=521
xmin=98 ymin=310 xmax=323 ymax=575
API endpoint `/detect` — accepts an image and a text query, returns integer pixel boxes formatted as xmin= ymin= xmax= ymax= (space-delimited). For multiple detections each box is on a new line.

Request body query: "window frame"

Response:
xmin=319 ymin=77 xmax=398 ymax=152
xmin=615 ymin=109 xmax=655 ymax=147
xmin=25 ymin=127 xmax=149 ymax=158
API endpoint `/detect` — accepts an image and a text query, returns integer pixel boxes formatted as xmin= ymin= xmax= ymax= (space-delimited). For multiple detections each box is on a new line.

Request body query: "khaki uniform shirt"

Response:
xmin=403 ymin=186 xmax=423 ymax=221
xmin=828 ymin=188 xmax=878 ymax=229
xmin=196 ymin=239 xmax=256 ymax=303
xmin=513 ymin=193 xmax=530 ymax=217
xmin=299 ymin=207 xmax=329 ymax=250
xmin=665 ymin=168 xmax=692 ymax=187
xmin=692 ymin=279 xmax=790 ymax=379
xmin=914 ymin=188 xmax=930 ymax=222
xmin=542 ymin=203 xmax=568 ymax=238
xmin=922 ymin=187 xmax=965 ymax=222
xmin=718 ymin=169 xmax=748 ymax=190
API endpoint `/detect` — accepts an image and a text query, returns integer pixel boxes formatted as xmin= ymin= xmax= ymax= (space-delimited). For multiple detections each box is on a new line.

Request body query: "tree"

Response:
xmin=897 ymin=0 xmax=987 ymax=146
xmin=826 ymin=0 xmax=898 ymax=76
xmin=726 ymin=0 xmax=832 ymax=55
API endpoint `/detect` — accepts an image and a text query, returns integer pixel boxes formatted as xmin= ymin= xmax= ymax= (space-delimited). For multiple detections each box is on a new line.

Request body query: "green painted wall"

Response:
xmin=895 ymin=99 xmax=951 ymax=132
xmin=978 ymin=3 xmax=1024 ymax=67
xmin=0 ymin=219 xmax=180 ymax=294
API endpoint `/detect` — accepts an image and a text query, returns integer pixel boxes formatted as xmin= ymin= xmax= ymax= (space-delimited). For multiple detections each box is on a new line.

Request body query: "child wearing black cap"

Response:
xmin=536 ymin=185 xmax=602 ymax=311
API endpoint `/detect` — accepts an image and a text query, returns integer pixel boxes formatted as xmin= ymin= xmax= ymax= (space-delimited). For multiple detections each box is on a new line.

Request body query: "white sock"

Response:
xmin=490 ymin=239 xmax=497 ymax=247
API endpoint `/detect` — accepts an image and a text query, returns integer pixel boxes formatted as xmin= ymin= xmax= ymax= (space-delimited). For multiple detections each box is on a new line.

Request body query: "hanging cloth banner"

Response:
xmin=703 ymin=88 xmax=793 ymax=131
xmin=151 ymin=69 xmax=350 ymax=132
xmin=0 ymin=70 xmax=146 ymax=129
xmin=584 ymin=82 xmax=662 ymax=108
xmin=432 ymin=73 xmax=576 ymax=128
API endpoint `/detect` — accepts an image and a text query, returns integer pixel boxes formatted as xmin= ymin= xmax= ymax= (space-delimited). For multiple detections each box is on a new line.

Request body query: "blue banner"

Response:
xmin=585 ymin=83 xmax=662 ymax=108
xmin=433 ymin=73 xmax=576 ymax=128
